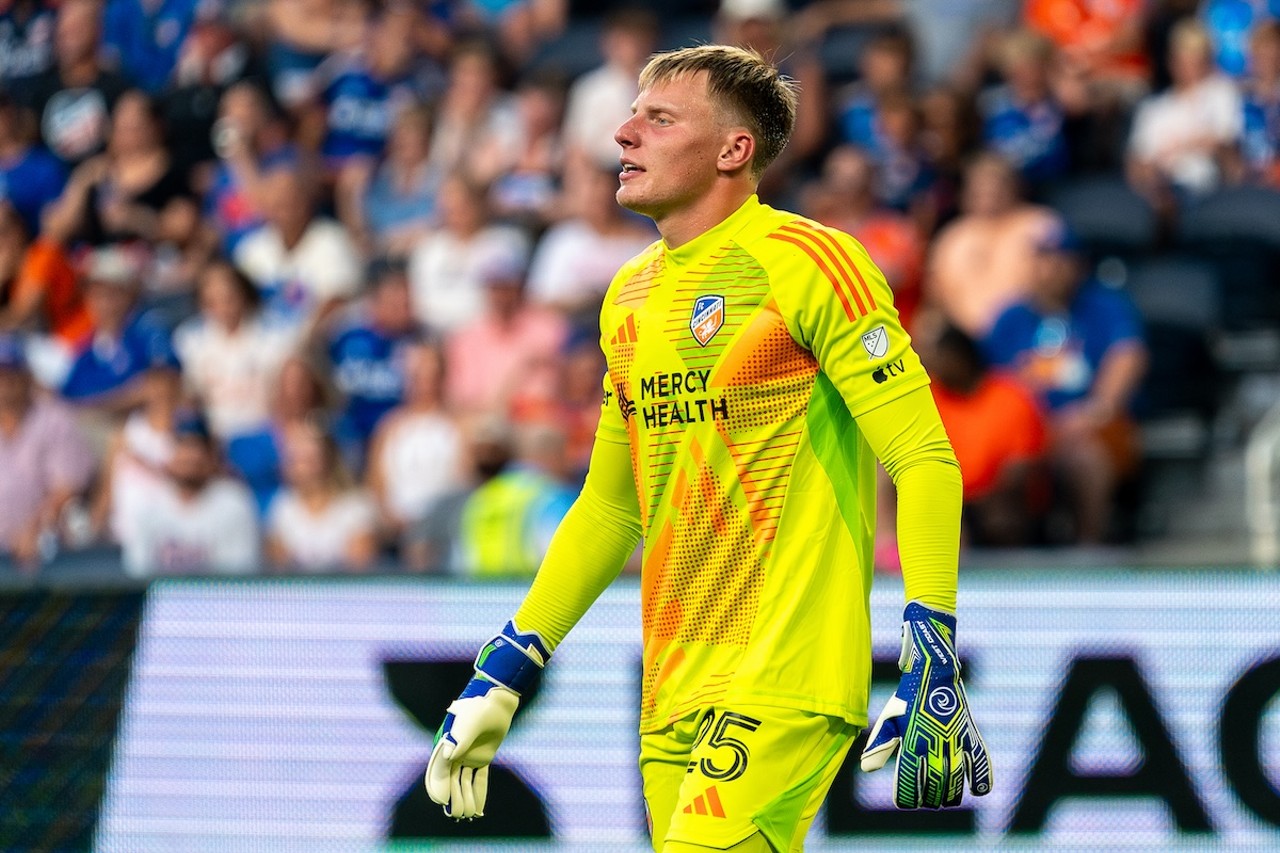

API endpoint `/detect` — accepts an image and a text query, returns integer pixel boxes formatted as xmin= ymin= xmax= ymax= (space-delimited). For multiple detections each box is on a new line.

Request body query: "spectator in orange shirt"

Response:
xmin=0 ymin=203 xmax=90 ymax=343
xmin=925 ymin=323 xmax=1049 ymax=546
xmin=1024 ymin=0 xmax=1151 ymax=97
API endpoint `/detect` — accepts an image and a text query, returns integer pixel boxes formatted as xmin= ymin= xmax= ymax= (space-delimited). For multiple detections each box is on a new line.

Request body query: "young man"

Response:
xmin=426 ymin=45 xmax=991 ymax=852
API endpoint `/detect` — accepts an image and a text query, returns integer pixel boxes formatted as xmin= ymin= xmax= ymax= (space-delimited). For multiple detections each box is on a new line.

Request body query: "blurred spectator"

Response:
xmin=450 ymin=421 xmax=576 ymax=577
xmin=328 ymin=258 xmax=426 ymax=449
xmin=527 ymin=158 xmax=655 ymax=318
xmin=925 ymin=151 xmax=1058 ymax=337
xmin=262 ymin=0 xmax=361 ymax=112
xmin=714 ymin=0 xmax=828 ymax=191
xmin=1233 ymin=19 xmax=1280 ymax=185
xmin=867 ymin=91 xmax=941 ymax=231
xmin=0 ymin=203 xmax=90 ymax=347
xmin=203 ymin=81 xmax=299 ymax=255
xmin=100 ymin=0 xmax=208 ymax=94
xmin=120 ymin=410 xmax=260 ymax=577
xmin=173 ymin=260 xmax=297 ymax=441
xmin=983 ymin=219 xmax=1147 ymax=543
xmin=265 ymin=415 xmax=379 ymax=572
xmin=402 ymin=415 xmax=510 ymax=572
xmin=980 ymin=29 xmax=1070 ymax=185
xmin=834 ymin=29 xmax=916 ymax=155
xmin=232 ymin=164 xmax=362 ymax=330
xmin=44 ymin=90 xmax=200 ymax=254
xmin=0 ymin=334 xmax=96 ymax=570
xmin=60 ymin=245 xmax=177 ymax=415
xmin=91 ymin=362 xmax=181 ymax=544
xmin=1025 ymin=0 xmax=1150 ymax=100
xmin=0 ymin=93 xmax=66 ymax=237
xmin=918 ymin=85 xmax=978 ymax=219
xmin=508 ymin=331 xmax=605 ymax=482
xmin=225 ymin=352 xmax=333 ymax=514
xmin=910 ymin=0 xmax=1021 ymax=87
xmin=308 ymin=5 xmax=427 ymax=173
xmin=451 ymin=0 xmax=566 ymax=65
xmin=407 ymin=174 xmax=528 ymax=331
xmin=1200 ymin=0 xmax=1274 ymax=78
xmin=484 ymin=71 xmax=567 ymax=225
xmin=561 ymin=6 xmax=658 ymax=172
xmin=1127 ymin=19 xmax=1243 ymax=203
xmin=162 ymin=19 xmax=253 ymax=182
xmin=366 ymin=338 xmax=466 ymax=540
xmin=924 ymin=323 xmax=1048 ymax=545
xmin=445 ymin=239 xmax=568 ymax=415
xmin=355 ymin=103 xmax=440 ymax=258
xmin=0 ymin=0 xmax=57 ymax=83
xmin=11 ymin=0 xmax=132 ymax=168
xmin=427 ymin=40 xmax=522 ymax=186
xmin=800 ymin=145 xmax=925 ymax=329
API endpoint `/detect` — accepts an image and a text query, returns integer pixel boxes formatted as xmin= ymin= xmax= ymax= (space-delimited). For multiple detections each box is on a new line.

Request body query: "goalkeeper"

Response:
xmin=426 ymin=44 xmax=991 ymax=852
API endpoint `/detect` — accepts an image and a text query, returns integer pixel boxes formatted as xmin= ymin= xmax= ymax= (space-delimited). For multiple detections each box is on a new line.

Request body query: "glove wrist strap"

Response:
xmin=474 ymin=619 xmax=551 ymax=696
xmin=901 ymin=600 xmax=960 ymax=674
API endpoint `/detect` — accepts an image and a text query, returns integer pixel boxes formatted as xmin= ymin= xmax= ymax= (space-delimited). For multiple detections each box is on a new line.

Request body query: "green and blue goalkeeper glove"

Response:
xmin=425 ymin=620 xmax=550 ymax=819
xmin=860 ymin=601 xmax=992 ymax=808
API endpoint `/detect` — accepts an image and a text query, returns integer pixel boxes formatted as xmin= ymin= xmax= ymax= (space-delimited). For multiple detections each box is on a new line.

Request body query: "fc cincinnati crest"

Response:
xmin=690 ymin=295 xmax=725 ymax=347
xmin=862 ymin=325 xmax=889 ymax=359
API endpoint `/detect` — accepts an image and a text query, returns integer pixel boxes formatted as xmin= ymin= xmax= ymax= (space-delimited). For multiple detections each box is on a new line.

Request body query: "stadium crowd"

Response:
xmin=1 ymin=0 xmax=1277 ymax=576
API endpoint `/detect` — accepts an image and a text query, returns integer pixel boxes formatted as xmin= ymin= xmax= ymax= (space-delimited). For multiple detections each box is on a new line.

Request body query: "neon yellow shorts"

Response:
xmin=639 ymin=704 xmax=859 ymax=852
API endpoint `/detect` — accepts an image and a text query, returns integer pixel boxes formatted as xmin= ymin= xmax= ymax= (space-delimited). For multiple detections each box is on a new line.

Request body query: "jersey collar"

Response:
xmin=663 ymin=194 xmax=763 ymax=269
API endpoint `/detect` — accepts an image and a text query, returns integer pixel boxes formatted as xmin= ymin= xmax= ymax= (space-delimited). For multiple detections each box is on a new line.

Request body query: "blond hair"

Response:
xmin=638 ymin=44 xmax=798 ymax=179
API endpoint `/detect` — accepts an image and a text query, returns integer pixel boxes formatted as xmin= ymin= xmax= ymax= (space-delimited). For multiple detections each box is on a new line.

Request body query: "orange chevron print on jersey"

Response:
xmin=598 ymin=195 xmax=930 ymax=732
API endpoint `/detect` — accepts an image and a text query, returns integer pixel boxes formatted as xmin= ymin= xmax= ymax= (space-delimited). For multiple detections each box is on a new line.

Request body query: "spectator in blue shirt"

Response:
xmin=101 ymin=0 xmax=207 ymax=94
xmin=1201 ymin=0 xmax=1280 ymax=78
xmin=834 ymin=29 xmax=915 ymax=158
xmin=203 ymin=81 xmax=299 ymax=255
xmin=981 ymin=29 xmax=1070 ymax=186
xmin=225 ymin=352 xmax=334 ymax=516
xmin=0 ymin=92 xmax=66 ymax=236
xmin=983 ymin=219 xmax=1148 ymax=543
xmin=312 ymin=8 xmax=424 ymax=167
xmin=327 ymin=258 xmax=428 ymax=454
xmin=60 ymin=245 xmax=178 ymax=414
xmin=1238 ymin=19 xmax=1280 ymax=185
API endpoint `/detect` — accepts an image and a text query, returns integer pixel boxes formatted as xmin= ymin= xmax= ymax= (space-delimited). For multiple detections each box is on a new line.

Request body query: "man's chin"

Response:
xmin=615 ymin=188 xmax=656 ymax=219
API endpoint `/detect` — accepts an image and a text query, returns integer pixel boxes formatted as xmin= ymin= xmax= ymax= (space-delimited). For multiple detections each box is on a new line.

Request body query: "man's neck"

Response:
xmin=655 ymin=186 xmax=755 ymax=250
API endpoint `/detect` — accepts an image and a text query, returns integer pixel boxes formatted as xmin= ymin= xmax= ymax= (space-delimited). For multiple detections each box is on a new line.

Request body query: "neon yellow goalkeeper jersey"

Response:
xmin=598 ymin=195 xmax=930 ymax=732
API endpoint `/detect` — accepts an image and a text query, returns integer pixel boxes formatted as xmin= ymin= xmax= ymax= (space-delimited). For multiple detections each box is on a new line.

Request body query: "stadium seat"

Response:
xmin=1044 ymin=176 xmax=1159 ymax=263
xmin=1176 ymin=186 xmax=1280 ymax=344
xmin=1125 ymin=256 xmax=1221 ymax=458
xmin=1124 ymin=256 xmax=1224 ymax=538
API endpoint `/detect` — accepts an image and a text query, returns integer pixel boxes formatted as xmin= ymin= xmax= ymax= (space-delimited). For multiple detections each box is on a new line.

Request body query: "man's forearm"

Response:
xmin=857 ymin=385 xmax=961 ymax=612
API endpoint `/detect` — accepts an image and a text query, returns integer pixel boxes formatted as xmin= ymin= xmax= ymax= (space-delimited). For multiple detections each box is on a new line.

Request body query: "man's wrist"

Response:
xmin=473 ymin=620 xmax=551 ymax=696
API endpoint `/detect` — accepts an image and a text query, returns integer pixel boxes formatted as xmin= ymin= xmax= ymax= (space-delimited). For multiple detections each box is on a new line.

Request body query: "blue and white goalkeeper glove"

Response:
xmin=860 ymin=601 xmax=992 ymax=808
xmin=425 ymin=620 xmax=550 ymax=819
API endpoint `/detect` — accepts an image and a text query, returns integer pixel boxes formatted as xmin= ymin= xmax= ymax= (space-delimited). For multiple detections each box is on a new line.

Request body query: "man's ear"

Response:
xmin=717 ymin=129 xmax=756 ymax=175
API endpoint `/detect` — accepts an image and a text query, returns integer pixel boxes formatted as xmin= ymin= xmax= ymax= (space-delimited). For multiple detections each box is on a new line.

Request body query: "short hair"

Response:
xmin=638 ymin=44 xmax=798 ymax=179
